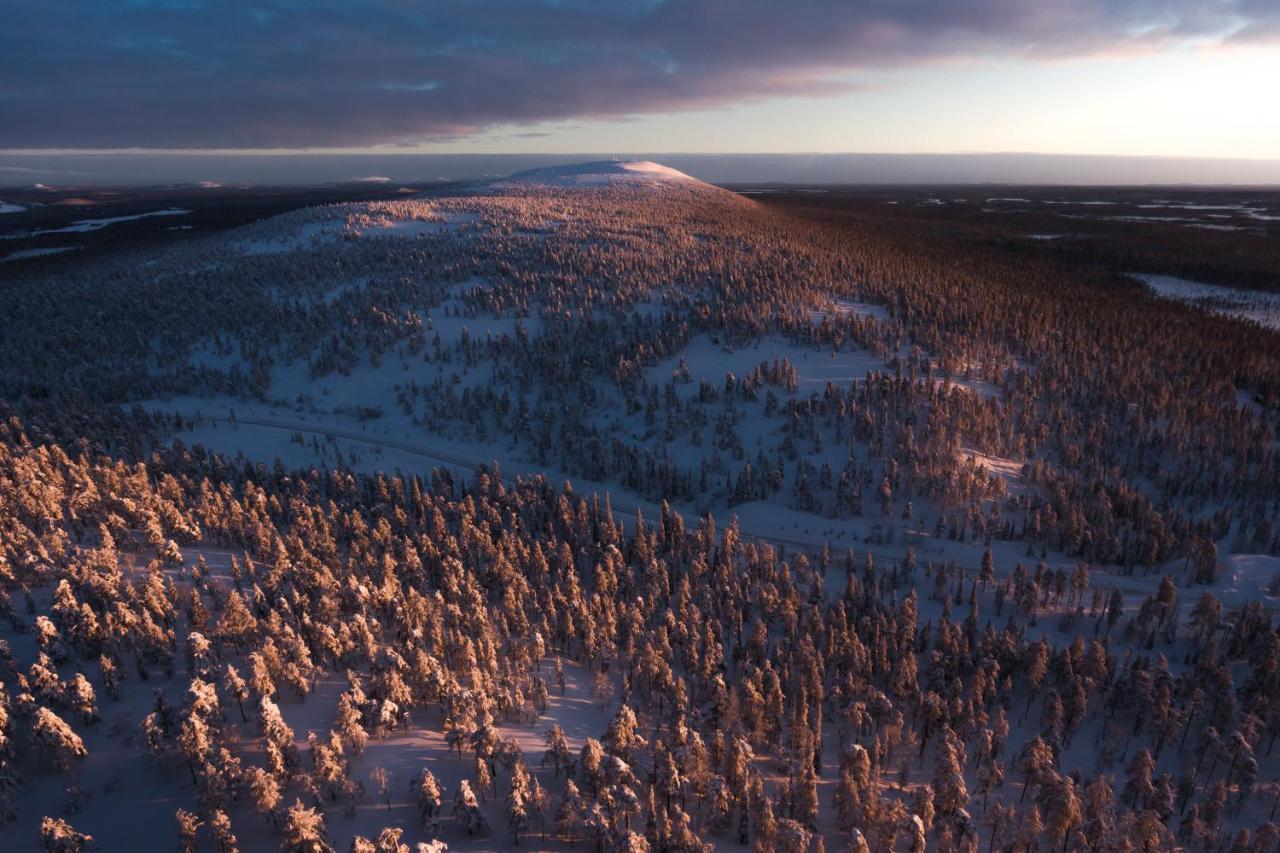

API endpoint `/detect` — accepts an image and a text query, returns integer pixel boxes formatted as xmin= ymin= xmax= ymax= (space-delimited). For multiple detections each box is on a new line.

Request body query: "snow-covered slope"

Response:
xmin=502 ymin=159 xmax=700 ymax=188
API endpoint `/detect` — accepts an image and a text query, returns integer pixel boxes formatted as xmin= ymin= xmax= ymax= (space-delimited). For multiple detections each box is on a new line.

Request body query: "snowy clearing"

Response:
xmin=1131 ymin=273 xmax=1280 ymax=330
xmin=1 ymin=208 xmax=192 ymax=239
xmin=1 ymin=246 xmax=79 ymax=262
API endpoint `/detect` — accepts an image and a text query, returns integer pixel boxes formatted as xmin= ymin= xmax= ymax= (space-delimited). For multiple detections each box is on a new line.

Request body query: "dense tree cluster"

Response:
xmin=0 ymin=411 xmax=1275 ymax=849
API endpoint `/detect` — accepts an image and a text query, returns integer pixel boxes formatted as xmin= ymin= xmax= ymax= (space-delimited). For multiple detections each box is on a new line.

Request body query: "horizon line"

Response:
xmin=4 ymin=149 xmax=1280 ymax=164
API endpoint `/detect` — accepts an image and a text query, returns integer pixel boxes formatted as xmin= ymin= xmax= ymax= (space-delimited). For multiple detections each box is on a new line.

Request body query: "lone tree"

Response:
xmin=371 ymin=766 xmax=392 ymax=810
xmin=543 ymin=724 xmax=572 ymax=776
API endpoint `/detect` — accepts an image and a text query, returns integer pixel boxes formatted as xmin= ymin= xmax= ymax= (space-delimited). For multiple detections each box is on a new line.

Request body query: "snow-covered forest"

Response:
xmin=0 ymin=163 xmax=1277 ymax=852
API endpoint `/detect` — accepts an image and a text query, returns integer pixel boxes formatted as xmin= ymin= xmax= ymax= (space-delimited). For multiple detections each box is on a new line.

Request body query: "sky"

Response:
xmin=2 ymin=1 xmax=1279 ymax=183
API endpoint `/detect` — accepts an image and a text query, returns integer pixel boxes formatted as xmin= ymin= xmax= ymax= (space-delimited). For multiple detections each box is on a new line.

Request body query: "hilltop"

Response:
xmin=502 ymin=159 xmax=701 ymax=188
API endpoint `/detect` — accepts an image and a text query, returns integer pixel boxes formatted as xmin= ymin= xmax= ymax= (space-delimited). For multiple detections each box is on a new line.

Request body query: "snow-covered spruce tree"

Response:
xmin=412 ymin=766 xmax=443 ymax=830
xmin=543 ymin=723 xmax=572 ymax=776
xmin=931 ymin=726 xmax=969 ymax=818
xmin=308 ymin=731 xmax=349 ymax=802
xmin=175 ymin=808 xmax=202 ymax=853
xmin=259 ymin=695 xmax=300 ymax=772
xmin=471 ymin=754 xmax=492 ymax=802
xmin=453 ymin=778 xmax=486 ymax=835
xmin=222 ymin=664 xmax=250 ymax=723
xmin=176 ymin=713 xmax=211 ymax=784
xmin=186 ymin=631 xmax=217 ymax=681
xmin=602 ymin=704 xmax=646 ymax=760
xmin=62 ymin=674 xmax=98 ymax=725
xmin=282 ymin=798 xmax=334 ymax=853
xmin=371 ymin=766 xmax=391 ymax=810
xmin=244 ymin=765 xmax=283 ymax=826
xmin=97 ymin=655 xmax=121 ymax=701
xmin=32 ymin=707 xmax=87 ymax=771
xmin=555 ymin=779 xmax=585 ymax=843
xmin=216 ymin=590 xmax=259 ymax=650
xmin=349 ymin=827 xmax=408 ymax=853
xmin=208 ymin=808 xmax=239 ymax=853
xmin=506 ymin=760 xmax=532 ymax=844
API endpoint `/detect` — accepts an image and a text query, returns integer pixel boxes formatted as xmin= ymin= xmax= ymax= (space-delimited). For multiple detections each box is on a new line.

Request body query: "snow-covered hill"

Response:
xmin=3 ymin=167 xmax=1279 ymax=853
xmin=501 ymin=159 xmax=700 ymax=188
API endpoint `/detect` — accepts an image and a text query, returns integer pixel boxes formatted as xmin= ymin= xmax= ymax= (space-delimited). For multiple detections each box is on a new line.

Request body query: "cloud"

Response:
xmin=0 ymin=1 xmax=1274 ymax=149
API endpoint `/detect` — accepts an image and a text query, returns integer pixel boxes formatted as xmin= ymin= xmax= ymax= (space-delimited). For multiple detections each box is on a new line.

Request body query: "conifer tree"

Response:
xmin=282 ymin=798 xmax=334 ymax=853
xmin=454 ymin=779 xmax=486 ymax=834
xmin=32 ymin=707 xmax=87 ymax=771
xmin=175 ymin=808 xmax=202 ymax=853
xmin=39 ymin=816 xmax=93 ymax=853
xmin=209 ymin=809 xmax=239 ymax=853
xmin=413 ymin=767 xmax=443 ymax=828
xmin=555 ymin=779 xmax=585 ymax=843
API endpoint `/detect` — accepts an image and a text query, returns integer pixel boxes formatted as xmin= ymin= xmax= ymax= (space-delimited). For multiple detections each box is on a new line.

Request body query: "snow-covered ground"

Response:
xmin=807 ymin=299 xmax=890 ymax=324
xmin=1135 ymin=201 xmax=1280 ymax=222
xmin=1 ymin=246 xmax=79 ymax=262
xmin=1216 ymin=553 xmax=1280 ymax=608
xmin=235 ymin=220 xmax=344 ymax=255
xmin=145 ymin=321 xmax=1031 ymax=588
xmin=234 ymin=205 xmax=479 ymax=255
xmin=0 ymin=208 xmax=191 ymax=239
xmin=357 ymin=214 xmax=476 ymax=238
xmin=1131 ymin=273 xmax=1280 ymax=330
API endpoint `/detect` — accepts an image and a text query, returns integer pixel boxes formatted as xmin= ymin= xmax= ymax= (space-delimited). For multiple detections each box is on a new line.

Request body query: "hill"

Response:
xmin=0 ymin=163 xmax=1277 ymax=851
xmin=503 ymin=160 xmax=701 ymax=188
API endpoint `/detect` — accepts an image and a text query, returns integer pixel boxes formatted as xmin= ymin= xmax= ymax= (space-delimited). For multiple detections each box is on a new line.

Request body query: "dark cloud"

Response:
xmin=0 ymin=0 xmax=1273 ymax=149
